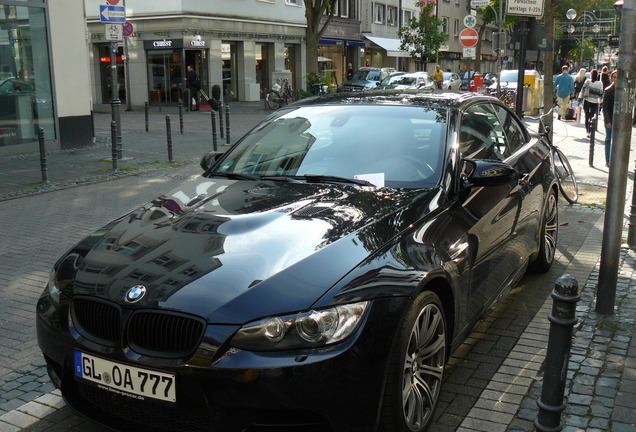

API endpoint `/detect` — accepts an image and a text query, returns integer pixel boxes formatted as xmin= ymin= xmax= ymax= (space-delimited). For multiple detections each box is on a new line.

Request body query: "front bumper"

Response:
xmin=37 ymin=294 xmax=408 ymax=432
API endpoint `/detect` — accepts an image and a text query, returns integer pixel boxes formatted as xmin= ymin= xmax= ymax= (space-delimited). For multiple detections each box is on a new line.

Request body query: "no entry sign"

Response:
xmin=459 ymin=28 xmax=479 ymax=48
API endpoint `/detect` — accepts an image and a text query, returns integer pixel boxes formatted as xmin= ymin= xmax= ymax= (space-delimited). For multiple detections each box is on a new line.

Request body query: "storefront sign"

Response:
xmin=190 ymin=40 xmax=206 ymax=47
xmin=144 ymin=39 xmax=184 ymax=49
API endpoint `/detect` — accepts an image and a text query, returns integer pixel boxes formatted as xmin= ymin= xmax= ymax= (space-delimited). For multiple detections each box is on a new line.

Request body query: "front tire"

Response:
xmin=266 ymin=91 xmax=280 ymax=110
xmin=382 ymin=291 xmax=447 ymax=432
xmin=529 ymin=189 xmax=558 ymax=273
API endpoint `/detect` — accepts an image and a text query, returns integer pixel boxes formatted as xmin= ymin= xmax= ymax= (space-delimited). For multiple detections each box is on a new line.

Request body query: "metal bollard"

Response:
xmin=166 ymin=114 xmax=173 ymax=162
xmin=145 ymin=101 xmax=149 ymax=133
xmin=37 ymin=128 xmax=49 ymax=184
xmin=219 ymin=102 xmax=225 ymax=139
xmin=211 ymin=110 xmax=218 ymax=152
xmin=111 ymin=121 xmax=118 ymax=172
xmin=178 ymin=99 xmax=184 ymax=134
xmin=534 ymin=275 xmax=580 ymax=432
xmin=225 ymin=104 xmax=231 ymax=145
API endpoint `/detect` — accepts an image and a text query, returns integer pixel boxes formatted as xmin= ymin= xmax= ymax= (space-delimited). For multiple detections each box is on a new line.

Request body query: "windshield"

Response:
xmin=351 ymin=69 xmax=382 ymax=81
xmin=212 ymin=104 xmax=448 ymax=188
xmin=499 ymin=70 xmax=519 ymax=82
xmin=380 ymin=73 xmax=405 ymax=86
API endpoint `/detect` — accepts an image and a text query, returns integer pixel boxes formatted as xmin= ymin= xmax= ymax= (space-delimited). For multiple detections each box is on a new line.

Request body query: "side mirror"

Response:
xmin=463 ymin=158 xmax=518 ymax=187
xmin=200 ymin=151 xmax=223 ymax=171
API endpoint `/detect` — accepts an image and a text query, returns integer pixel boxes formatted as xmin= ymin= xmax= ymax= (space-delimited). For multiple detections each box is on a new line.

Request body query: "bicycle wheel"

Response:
xmin=266 ymin=91 xmax=280 ymax=110
xmin=553 ymin=147 xmax=578 ymax=204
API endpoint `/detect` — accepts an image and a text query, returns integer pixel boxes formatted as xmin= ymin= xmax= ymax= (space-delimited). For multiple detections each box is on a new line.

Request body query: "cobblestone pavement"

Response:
xmin=0 ymin=103 xmax=635 ymax=431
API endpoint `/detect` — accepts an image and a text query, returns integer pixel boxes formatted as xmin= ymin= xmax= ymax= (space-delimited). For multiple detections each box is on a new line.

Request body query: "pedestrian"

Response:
xmin=433 ymin=65 xmax=444 ymax=90
xmin=185 ymin=65 xmax=201 ymax=111
xmin=602 ymin=70 xmax=617 ymax=167
xmin=346 ymin=63 xmax=353 ymax=81
xmin=573 ymin=68 xmax=587 ymax=121
xmin=553 ymin=65 xmax=574 ymax=120
xmin=578 ymin=69 xmax=604 ymax=137
xmin=600 ymin=65 xmax=610 ymax=89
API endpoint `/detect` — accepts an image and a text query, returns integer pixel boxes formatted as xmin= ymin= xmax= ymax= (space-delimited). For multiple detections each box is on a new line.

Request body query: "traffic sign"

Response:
xmin=122 ymin=21 xmax=134 ymax=37
xmin=470 ymin=0 xmax=490 ymax=7
xmin=507 ymin=0 xmax=544 ymax=18
xmin=106 ymin=0 xmax=120 ymax=5
xmin=100 ymin=5 xmax=126 ymax=23
xmin=463 ymin=15 xmax=477 ymax=28
xmin=105 ymin=23 xmax=123 ymax=41
xmin=463 ymin=47 xmax=476 ymax=59
xmin=459 ymin=28 xmax=479 ymax=47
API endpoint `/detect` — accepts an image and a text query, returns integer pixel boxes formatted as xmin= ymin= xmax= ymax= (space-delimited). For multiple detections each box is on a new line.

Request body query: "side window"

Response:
xmin=492 ymin=103 xmax=528 ymax=154
xmin=459 ymin=104 xmax=509 ymax=161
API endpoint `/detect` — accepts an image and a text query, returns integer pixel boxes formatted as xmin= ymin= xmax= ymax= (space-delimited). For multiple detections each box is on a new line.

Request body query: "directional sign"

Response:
xmin=459 ymin=28 xmax=479 ymax=48
xmin=463 ymin=15 xmax=477 ymax=28
xmin=100 ymin=5 xmax=126 ymax=23
xmin=122 ymin=21 xmax=134 ymax=37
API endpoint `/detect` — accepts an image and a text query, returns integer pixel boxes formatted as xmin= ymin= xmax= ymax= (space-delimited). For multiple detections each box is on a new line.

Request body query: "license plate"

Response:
xmin=74 ymin=351 xmax=176 ymax=403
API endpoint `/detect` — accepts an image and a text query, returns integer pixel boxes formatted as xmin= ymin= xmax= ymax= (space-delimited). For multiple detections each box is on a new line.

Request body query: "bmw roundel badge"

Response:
xmin=125 ymin=285 xmax=147 ymax=303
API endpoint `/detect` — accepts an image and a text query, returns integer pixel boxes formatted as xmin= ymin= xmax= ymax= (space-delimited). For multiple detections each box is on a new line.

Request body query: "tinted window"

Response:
xmin=459 ymin=103 xmax=509 ymax=161
xmin=491 ymin=104 xmax=528 ymax=154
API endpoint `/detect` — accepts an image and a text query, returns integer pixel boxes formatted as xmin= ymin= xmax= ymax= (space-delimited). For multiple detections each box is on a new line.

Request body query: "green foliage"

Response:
xmin=398 ymin=1 xmax=448 ymax=65
xmin=305 ymin=72 xmax=332 ymax=95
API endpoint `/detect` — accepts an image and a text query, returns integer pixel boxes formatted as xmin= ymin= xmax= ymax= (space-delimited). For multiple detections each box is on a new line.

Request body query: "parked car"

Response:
xmin=490 ymin=69 xmax=541 ymax=93
xmin=340 ymin=66 xmax=397 ymax=91
xmin=484 ymin=72 xmax=498 ymax=86
xmin=37 ymin=90 xmax=558 ymax=432
xmin=376 ymin=71 xmax=433 ymax=90
xmin=442 ymin=71 xmax=461 ymax=90
xmin=375 ymin=71 xmax=406 ymax=89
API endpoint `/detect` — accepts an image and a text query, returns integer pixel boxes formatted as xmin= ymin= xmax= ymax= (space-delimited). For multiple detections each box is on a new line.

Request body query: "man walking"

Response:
xmin=553 ymin=65 xmax=575 ymax=120
xmin=185 ymin=65 xmax=201 ymax=111
xmin=433 ymin=65 xmax=444 ymax=90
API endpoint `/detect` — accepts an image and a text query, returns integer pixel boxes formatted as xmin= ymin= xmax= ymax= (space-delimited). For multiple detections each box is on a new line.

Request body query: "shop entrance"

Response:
xmin=146 ymin=49 xmax=182 ymax=105
xmin=184 ymin=49 xmax=207 ymax=93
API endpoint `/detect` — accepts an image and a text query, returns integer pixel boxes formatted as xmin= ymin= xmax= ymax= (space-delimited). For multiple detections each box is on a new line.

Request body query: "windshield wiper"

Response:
xmin=259 ymin=175 xmax=304 ymax=183
xmin=298 ymin=174 xmax=374 ymax=186
xmin=206 ymin=172 xmax=259 ymax=181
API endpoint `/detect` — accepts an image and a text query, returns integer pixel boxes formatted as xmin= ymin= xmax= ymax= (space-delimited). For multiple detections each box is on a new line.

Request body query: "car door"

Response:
xmin=457 ymin=102 xmax=526 ymax=319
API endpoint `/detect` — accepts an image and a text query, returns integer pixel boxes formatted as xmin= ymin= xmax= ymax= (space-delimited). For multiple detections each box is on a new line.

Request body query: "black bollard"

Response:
xmin=145 ymin=101 xmax=149 ymax=133
xmin=225 ymin=104 xmax=230 ymax=145
xmin=211 ymin=110 xmax=218 ymax=152
xmin=111 ymin=121 xmax=118 ymax=172
xmin=37 ymin=128 xmax=49 ymax=184
xmin=166 ymin=114 xmax=173 ymax=162
xmin=535 ymin=275 xmax=580 ymax=432
xmin=178 ymin=99 xmax=184 ymax=134
xmin=219 ymin=102 xmax=225 ymax=139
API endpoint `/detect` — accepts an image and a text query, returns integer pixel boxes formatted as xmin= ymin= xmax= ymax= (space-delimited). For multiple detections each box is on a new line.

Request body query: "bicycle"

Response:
xmin=266 ymin=78 xmax=293 ymax=110
xmin=526 ymin=107 xmax=579 ymax=204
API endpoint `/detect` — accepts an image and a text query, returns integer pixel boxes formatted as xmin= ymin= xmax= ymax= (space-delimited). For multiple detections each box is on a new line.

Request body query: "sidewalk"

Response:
xmin=0 ymin=102 xmax=635 ymax=432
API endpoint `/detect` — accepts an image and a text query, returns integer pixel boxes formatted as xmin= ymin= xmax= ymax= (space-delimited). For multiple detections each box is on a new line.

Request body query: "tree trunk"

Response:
xmin=306 ymin=35 xmax=319 ymax=76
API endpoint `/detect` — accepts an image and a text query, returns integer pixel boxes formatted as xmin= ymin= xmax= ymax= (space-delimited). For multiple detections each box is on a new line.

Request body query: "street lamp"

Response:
xmin=566 ymin=9 xmax=602 ymax=68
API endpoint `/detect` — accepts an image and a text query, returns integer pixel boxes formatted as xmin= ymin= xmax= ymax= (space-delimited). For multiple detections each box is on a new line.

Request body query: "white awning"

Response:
xmin=363 ymin=35 xmax=411 ymax=58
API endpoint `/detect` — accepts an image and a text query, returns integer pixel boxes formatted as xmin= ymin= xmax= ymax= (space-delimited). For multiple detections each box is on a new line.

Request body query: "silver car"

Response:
xmin=443 ymin=72 xmax=462 ymax=90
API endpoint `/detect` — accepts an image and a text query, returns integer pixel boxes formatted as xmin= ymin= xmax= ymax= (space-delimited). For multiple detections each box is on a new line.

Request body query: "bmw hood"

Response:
xmin=55 ymin=176 xmax=439 ymax=323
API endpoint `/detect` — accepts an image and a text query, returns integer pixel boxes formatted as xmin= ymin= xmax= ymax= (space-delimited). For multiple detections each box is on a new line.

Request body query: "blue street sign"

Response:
xmin=100 ymin=5 xmax=126 ymax=23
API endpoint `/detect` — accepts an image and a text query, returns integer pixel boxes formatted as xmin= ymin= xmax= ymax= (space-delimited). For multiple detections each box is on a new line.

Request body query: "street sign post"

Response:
xmin=463 ymin=47 xmax=476 ymax=58
xmin=100 ymin=5 xmax=126 ymax=23
xmin=459 ymin=28 xmax=479 ymax=47
xmin=470 ymin=0 xmax=490 ymax=7
xmin=463 ymin=15 xmax=477 ymax=28
xmin=507 ymin=0 xmax=544 ymax=18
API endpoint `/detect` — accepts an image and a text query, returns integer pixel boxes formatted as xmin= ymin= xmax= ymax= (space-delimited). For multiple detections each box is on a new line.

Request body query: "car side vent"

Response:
xmin=71 ymin=298 xmax=121 ymax=346
xmin=125 ymin=310 xmax=206 ymax=359
xmin=293 ymin=203 xmax=334 ymax=218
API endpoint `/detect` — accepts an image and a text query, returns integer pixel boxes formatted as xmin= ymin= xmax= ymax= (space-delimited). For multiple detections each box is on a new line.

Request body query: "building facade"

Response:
xmin=0 ymin=0 xmax=92 ymax=156
xmin=84 ymin=0 xmax=307 ymax=107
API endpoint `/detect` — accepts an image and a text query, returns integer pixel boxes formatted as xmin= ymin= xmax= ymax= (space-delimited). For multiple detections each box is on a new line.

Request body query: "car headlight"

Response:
xmin=48 ymin=269 xmax=62 ymax=306
xmin=230 ymin=301 xmax=369 ymax=351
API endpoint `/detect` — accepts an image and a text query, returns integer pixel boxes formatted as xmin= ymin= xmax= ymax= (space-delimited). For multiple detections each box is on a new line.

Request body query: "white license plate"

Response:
xmin=74 ymin=351 xmax=176 ymax=403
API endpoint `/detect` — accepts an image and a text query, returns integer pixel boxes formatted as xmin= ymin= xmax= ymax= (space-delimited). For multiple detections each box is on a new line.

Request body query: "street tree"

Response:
xmin=304 ymin=0 xmax=337 ymax=77
xmin=398 ymin=1 xmax=447 ymax=70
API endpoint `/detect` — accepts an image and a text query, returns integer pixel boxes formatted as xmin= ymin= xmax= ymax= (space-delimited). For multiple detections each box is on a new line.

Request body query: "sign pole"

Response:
xmin=110 ymin=40 xmax=122 ymax=157
xmin=515 ymin=17 xmax=530 ymax=117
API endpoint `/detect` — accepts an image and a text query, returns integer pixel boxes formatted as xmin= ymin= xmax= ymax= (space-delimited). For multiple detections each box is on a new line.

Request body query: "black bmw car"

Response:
xmin=37 ymin=91 xmax=558 ymax=432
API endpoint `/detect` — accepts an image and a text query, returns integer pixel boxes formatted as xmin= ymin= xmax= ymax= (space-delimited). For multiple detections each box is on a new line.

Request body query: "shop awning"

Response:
xmin=363 ymin=35 xmax=411 ymax=58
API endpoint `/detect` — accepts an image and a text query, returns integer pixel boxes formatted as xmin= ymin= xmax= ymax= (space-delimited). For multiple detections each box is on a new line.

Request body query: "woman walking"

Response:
xmin=578 ymin=69 xmax=604 ymax=137
xmin=573 ymin=68 xmax=587 ymax=122
xmin=602 ymin=70 xmax=617 ymax=167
